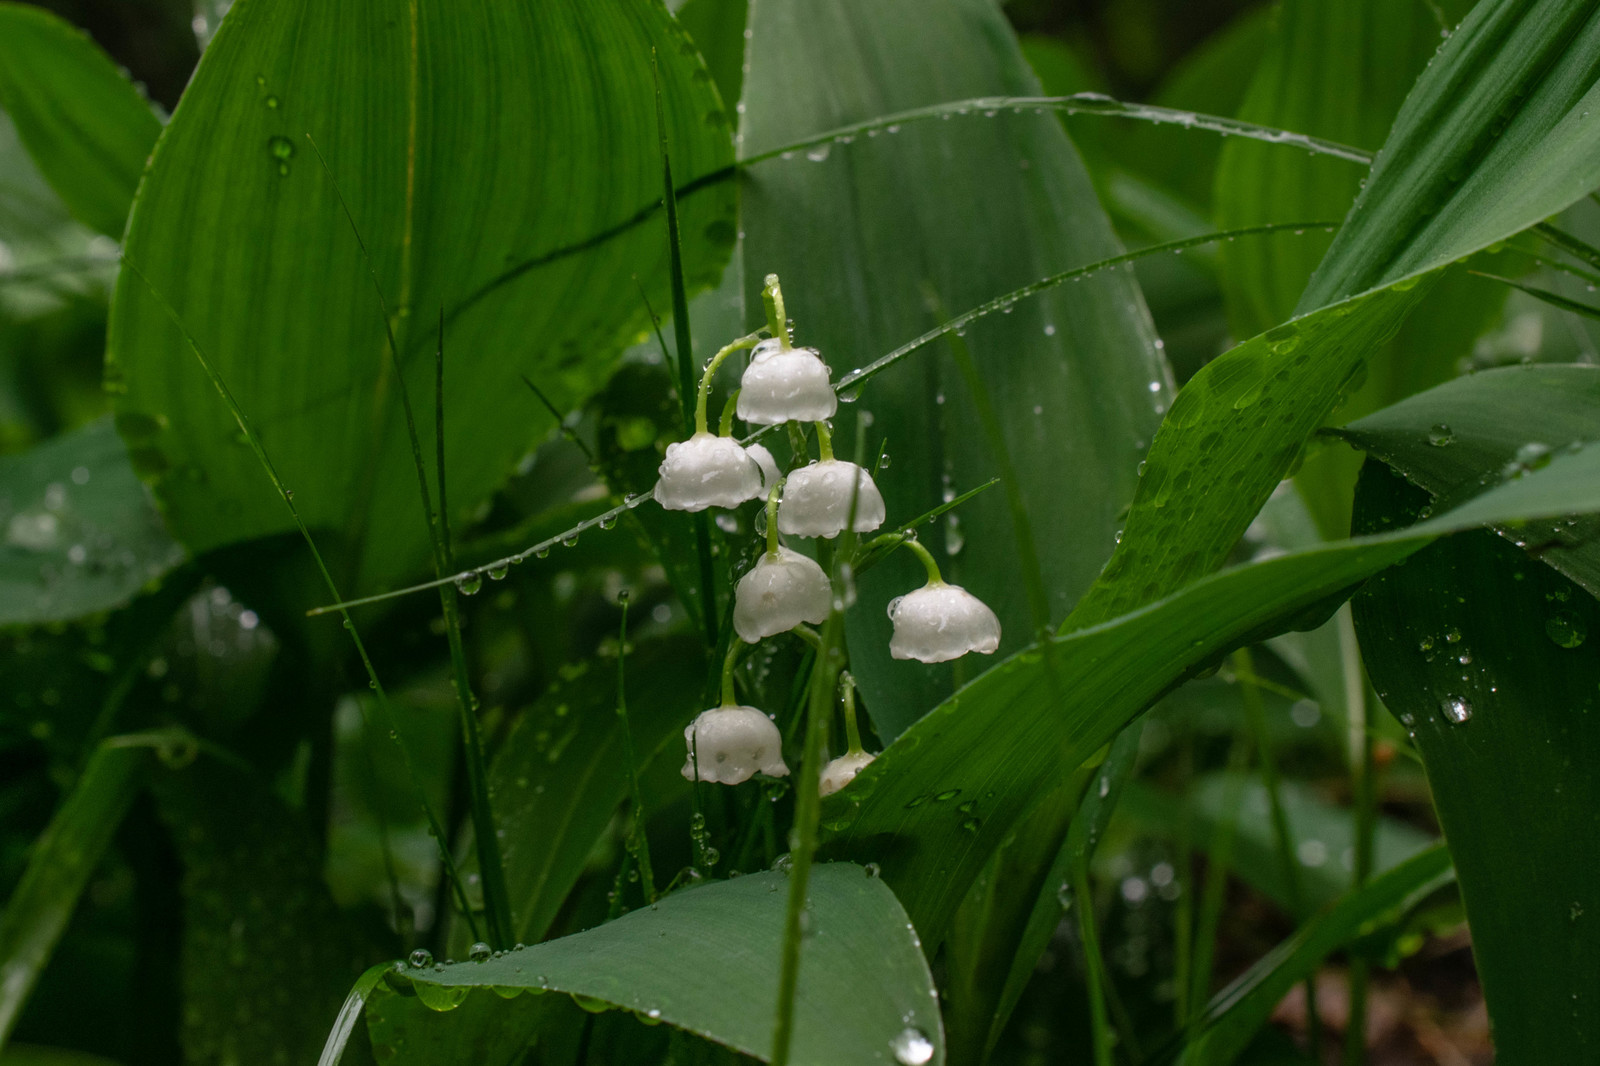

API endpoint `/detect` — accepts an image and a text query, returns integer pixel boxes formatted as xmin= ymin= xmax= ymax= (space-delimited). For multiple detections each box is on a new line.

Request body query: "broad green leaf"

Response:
xmin=153 ymin=757 xmax=373 ymax=1066
xmin=486 ymin=637 xmax=705 ymax=946
xmin=1352 ymin=465 xmax=1600 ymax=1059
xmin=1215 ymin=0 xmax=1454 ymax=337
xmin=384 ymin=864 xmax=942 ymax=1066
xmin=1177 ymin=844 xmax=1455 ymax=1065
xmin=0 ymin=4 xmax=162 ymax=238
xmin=108 ymin=0 xmax=736 ymax=590
xmin=0 ymin=740 xmax=148 ymax=1048
xmin=0 ymin=417 xmax=186 ymax=624
xmin=1332 ymin=362 xmax=1600 ymax=595
xmin=1118 ymin=773 xmax=1436 ymax=913
xmin=822 ymin=442 xmax=1600 ymax=939
xmin=738 ymin=0 xmax=1169 ymax=739
xmin=364 ymin=984 xmax=552 ymax=1066
xmin=674 ymin=0 xmax=747 ymax=129
xmin=1067 ymin=0 xmax=1600 ymax=630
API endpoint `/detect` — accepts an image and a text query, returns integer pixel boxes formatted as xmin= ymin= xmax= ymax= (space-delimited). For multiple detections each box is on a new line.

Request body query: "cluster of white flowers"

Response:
xmin=655 ymin=275 xmax=1000 ymax=792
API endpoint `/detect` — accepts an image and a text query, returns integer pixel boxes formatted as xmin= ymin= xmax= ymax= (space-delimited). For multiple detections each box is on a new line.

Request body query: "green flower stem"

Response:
xmin=719 ymin=638 xmax=743 ymax=708
xmin=814 ymin=420 xmax=834 ymax=461
xmin=695 ymin=333 xmax=762 ymax=435
xmin=840 ymin=672 xmax=865 ymax=755
xmin=719 ymin=389 xmax=742 ymax=437
xmin=764 ymin=481 xmax=785 ymax=556
xmin=899 ymin=536 xmax=946 ymax=585
xmin=615 ymin=595 xmax=656 ymax=904
xmin=761 ymin=273 xmax=791 ymax=349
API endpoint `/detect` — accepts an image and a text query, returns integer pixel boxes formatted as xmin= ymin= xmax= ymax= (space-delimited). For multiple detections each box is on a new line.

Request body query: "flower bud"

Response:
xmin=778 ymin=460 xmax=886 ymax=538
xmin=736 ymin=340 xmax=837 ymax=425
xmin=888 ymin=582 xmax=1001 ymax=663
xmin=653 ymin=432 xmax=764 ymax=511
xmin=818 ymin=750 xmax=875 ymax=798
xmin=733 ymin=546 xmax=831 ymax=642
xmin=682 ymin=705 xmax=790 ymax=785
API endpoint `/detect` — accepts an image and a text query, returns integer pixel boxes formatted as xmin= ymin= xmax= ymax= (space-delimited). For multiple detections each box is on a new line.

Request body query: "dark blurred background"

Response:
xmin=21 ymin=0 xmax=1258 ymax=113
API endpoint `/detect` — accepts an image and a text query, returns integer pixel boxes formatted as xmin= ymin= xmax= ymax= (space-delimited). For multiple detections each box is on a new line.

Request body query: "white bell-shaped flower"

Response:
xmin=733 ymin=546 xmax=831 ymax=642
xmin=747 ymin=442 xmax=781 ymax=491
xmin=737 ymin=340 xmax=837 ymax=425
xmin=778 ymin=460 xmax=886 ymax=538
xmin=888 ymin=582 xmax=1002 ymax=663
xmin=682 ymin=705 xmax=790 ymax=785
xmin=653 ymin=432 xmax=764 ymax=511
xmin=818 ymin=750 xmax=875 ymax=798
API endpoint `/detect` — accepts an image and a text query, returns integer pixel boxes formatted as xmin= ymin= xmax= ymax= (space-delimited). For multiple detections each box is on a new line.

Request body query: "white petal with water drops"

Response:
xmin=681 ymin=705 xmax=790 ymax=785
xmin=888 ymin=583 xmax=1001 ymax=663
xmin=778 ymin=460 xmax=886 ymax=538
xmin=653 ymin=432 xmax=764 ymax=511
xmin=736 ymin=340 xmax=837 ymax=425
xmin=733 ymin=547 xmax=831 ymax=642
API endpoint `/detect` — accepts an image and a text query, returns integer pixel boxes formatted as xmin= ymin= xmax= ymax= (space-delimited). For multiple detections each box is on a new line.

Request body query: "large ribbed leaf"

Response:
xmin=822 ymin=442 xmax=1600 ymax=939
xmin=107 ymin=0 xmax=735 ymax=589
xmin=373 ymin=864 xmax=942 ymax=1066
xmin=738 ymin=0 xmax=1169 ymax=739
xmin=0 ymin=3 xmax=161 ymax=238
xmin=1352 ymin=464 xmax=1600 ymax=1059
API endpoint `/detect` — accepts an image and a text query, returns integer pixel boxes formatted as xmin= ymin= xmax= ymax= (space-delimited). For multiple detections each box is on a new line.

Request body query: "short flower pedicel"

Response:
xmin=651 ymin=330 xmax=768 ymax=512
xmin=818 ymin=673 xmax=876 ymax=799
xmin=888 ymin=538 xmax=1001 ymax=663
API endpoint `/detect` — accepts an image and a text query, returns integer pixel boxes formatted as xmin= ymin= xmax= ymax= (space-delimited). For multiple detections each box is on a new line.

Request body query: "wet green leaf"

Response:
xmin=108 ymin=0 xmax=736 ymax=590
xmin=0 ymin=3 xmax=161 ymax=237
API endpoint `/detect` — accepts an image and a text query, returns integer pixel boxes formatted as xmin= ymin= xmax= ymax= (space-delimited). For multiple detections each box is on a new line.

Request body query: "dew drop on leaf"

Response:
xmin=1427 ymin=422 xmax=1455 ymax=447
xmin=469 ymin=942 xmax=492 ymax=962
xmin=891 ymin=1027 xmax=935 ymax=1065
xmin=1439 ymin=696 xmax=1473 ymax=724
xmin=408 ymin=948 xmax=434 ymax=968
xmin=455 ymin=571 xmax=483 ymax=595
xmin=1546 ymin=611 xmax=1587 ymax=649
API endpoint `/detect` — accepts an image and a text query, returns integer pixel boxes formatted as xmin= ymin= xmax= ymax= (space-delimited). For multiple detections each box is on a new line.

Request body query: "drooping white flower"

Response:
xmin=736 ymin=340 xmax=837 ymax=425
xmin=682 ymin=705 xmax=790 ymax=785
xmin=778 ymin=460 xmax=886 ymax=538
xmin=733 ymin=546 xmax=831 ymax=642
xmin=653 ymin=432 xmax=764 ymax=511
xmin=818 ymin=750 xmax=875 ymax=798
xmin=888 ymin=582 xmax=1001 ymax=663
xmin=747 ymin=442 xmax=781 ymax=491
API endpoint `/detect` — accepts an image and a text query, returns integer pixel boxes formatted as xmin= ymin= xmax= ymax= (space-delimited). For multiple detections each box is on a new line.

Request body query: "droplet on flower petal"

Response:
xmin=653 ymin=432 xmax=764 ymax=511
xmin=733 ymin=547 xmax=831 ymax=642
xmin=778 ymin=460 xmax=886 ymax=538
xmin=682 ymin=705 xmax=790 ymax=785
xmin=737 ymin=341 xmax=837 ymax=425
xmin=888 ymin=582 xmax=1001 ymax=663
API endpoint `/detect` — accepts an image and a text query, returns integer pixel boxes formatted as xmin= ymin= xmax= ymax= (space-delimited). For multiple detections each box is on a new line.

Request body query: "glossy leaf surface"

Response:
xmin=108 ymin=0 xmax=735 ymax=590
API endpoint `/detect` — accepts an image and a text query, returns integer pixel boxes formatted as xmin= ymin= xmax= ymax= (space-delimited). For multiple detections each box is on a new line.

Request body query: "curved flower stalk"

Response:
xmin=818 ymin=673 xmax=875 ymax=798
xmin=734 ymin=483 xmax=831 ymax=642
xmin=651 ymin=330 xmax=769 ymax=512
xmin=887 ymin=537 xmax=1001 ymax=663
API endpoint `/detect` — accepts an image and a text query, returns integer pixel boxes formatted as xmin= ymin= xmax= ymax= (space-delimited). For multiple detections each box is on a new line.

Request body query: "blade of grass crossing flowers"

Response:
xmin=308 ymin=139 xmax=513 ymax=948
xmin=118 ymin=258 xmax=482 ymax=942
xmin=315 ymin=962 xmax=392 ymax=1066
xmin=305 ymin=221 xmax=1337 ymax=618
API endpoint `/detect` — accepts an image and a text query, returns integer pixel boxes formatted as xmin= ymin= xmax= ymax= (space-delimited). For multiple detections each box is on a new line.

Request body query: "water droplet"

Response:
xmin=268 ymin=135 xmax=294 ymax=170
xmin=1439 ymin=695 xmax=1473 ymax=724
xmin=469 ymin=942 xmax=492 ymax=962
xmin=1546 ymin=611 xmax=1587 ymax=649
xmin=806 ymin=143 xmax=831 ymax=162
xmin=1444 ymin=627 xmax=1462 ymax=644
xmin=455 ymin=571 xmax=483 ymax=595
xmin=933 ymin=788 xmax=961 ymax=802
xmin=891 ymin=1027 xmax=936 ymax=1065
xmin=408 ymin=948 xmax=434 ymax=968
xmin=864 ymin=862 xmax=881 ymax=878
xmin=562 ymin=533 xmax=579 ymax=548
xmin=487 ymin=563 xmax=510 ymax=581
xmin=1427 ymin=423 xmax=1455 ymax=447
xmin=265 ymin=94 xmax=279 ymax=109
